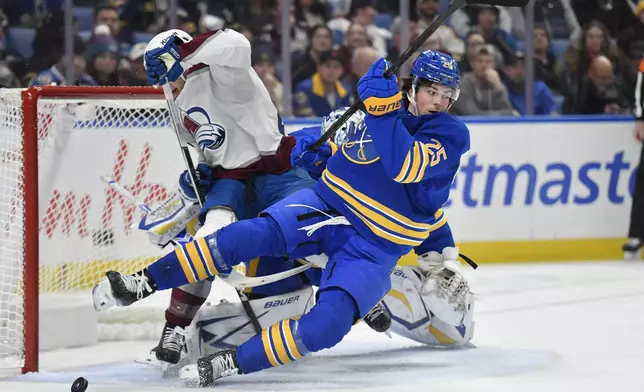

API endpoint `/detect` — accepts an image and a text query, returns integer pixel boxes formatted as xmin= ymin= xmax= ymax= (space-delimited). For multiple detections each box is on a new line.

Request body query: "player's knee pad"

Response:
xmin=195 ymin=207 xmax=237 ymax=238
xmin=297 ymin=288 xmax=358 ymax=352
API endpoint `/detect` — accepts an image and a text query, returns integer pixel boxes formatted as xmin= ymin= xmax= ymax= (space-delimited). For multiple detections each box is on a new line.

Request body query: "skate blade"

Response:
xmin=92 ymin=279 xmax=116 ymax=312
xmin=384 ymin=329 xmax=392 ymax=338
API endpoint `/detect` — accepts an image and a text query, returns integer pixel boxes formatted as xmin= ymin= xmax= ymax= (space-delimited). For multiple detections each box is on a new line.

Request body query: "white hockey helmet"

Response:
xmin=322 ymin=107 xmax=366 ymax=146
xmin=143 ymin=29 xmax=192 ymax=69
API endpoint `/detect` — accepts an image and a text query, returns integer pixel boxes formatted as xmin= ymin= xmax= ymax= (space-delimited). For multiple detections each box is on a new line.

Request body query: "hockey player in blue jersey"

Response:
xmin=95 ymin=49 xmax=471 ymax=385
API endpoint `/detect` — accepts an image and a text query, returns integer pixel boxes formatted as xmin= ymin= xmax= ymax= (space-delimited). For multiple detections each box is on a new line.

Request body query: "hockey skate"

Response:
xmin=180 ymin=349 xmax=240 ymax=387
xmin=155 ymin=322 xmax=189 ymax=365
xmin=92 ymin=270 xmax=156 ymax=311
xmin=363 ymin=301 xmax=392 ymax=334
xmin=623 ymin=238 xmax=642 ymax=260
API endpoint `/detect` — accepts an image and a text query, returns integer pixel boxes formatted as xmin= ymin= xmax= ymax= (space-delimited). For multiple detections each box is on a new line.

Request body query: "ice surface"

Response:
xmin=2 ymin=261 xmax=643 ymax=392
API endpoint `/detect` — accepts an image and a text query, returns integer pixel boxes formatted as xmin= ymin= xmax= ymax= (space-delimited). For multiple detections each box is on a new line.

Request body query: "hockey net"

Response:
xmin=0 ymin=86 xmax=216 ymax=373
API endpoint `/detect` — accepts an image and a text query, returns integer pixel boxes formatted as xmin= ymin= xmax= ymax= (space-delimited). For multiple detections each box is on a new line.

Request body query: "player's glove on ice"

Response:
xmin=357 ymin=58 xmax=402 ymax=117
xmin=145 ymin=38 xmax=184 ymax=85
xmin=178 ymin=163 xmax=214 ymax=202
xmin=290 ymin=135 xmax=336 ymax=178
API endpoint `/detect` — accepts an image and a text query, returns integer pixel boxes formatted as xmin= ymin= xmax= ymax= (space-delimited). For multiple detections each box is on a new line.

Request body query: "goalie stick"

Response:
xmin=309 ymin=0 xmax=530 ymax=151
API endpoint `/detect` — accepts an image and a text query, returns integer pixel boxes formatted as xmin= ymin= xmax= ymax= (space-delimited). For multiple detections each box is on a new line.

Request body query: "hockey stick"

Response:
xmin=309 ymin=0 xmax=530 ymax=151
xmin=100 ymin=176 xmax=313 ymax=289
xmin=159 ymin=81 xmax=263 ymax=333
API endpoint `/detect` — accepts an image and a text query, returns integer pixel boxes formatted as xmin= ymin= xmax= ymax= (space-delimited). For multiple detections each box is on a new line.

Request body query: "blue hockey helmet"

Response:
xmin=410 ymin=49 xmax=460 ymax=89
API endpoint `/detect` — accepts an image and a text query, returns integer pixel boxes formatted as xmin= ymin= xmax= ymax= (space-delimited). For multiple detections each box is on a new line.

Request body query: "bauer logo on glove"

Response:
xmin=357 ymin=58 xmax=402 ymax=116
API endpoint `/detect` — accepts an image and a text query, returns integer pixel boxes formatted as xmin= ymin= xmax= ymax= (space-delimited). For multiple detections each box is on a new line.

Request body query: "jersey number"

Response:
xmin=426 ymin=139 xmax=447 ymax=167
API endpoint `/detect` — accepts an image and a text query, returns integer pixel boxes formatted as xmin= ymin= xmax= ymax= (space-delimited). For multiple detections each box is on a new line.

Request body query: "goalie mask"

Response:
xmin=322 ymin=107 xmax=366 ymax=146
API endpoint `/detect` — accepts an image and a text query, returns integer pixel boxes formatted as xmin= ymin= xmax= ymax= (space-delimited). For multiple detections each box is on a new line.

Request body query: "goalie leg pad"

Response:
xmin=186 ymin=286 xmax=315 ymax=362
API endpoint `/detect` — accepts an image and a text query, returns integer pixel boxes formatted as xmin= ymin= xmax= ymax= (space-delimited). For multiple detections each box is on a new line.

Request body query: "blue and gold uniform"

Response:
xmin=316 ymin=111 xmax=468 ymax=254
xmin=140 ymin=50 xmax=469 ymax=381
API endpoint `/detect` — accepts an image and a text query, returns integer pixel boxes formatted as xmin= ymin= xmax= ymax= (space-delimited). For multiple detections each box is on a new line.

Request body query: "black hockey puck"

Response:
xmin=71 ymin=377 xmax=88 ymax=392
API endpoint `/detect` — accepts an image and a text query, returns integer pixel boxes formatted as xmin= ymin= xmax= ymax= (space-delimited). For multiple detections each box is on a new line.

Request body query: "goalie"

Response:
xmin=94 ymin=50 xmax=476 ymax=385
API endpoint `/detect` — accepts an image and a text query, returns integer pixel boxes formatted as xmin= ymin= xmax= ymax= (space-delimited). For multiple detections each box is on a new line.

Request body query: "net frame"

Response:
xmin=2 ymin=86 xmax=165 ymax=374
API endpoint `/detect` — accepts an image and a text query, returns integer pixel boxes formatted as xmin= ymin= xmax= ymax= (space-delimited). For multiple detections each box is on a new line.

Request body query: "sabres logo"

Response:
xmin=341 ymin=124 xmax=380 ymax=165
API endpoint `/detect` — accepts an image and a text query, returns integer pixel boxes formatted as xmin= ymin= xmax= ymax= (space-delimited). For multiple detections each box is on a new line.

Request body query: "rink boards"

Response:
xmin=5 ymin=114 xmax=637 ymax=293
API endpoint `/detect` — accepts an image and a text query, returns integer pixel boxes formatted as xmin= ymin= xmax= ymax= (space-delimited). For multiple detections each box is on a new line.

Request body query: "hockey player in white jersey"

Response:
xmin=134 ymin=28 xmax=317 ymax=365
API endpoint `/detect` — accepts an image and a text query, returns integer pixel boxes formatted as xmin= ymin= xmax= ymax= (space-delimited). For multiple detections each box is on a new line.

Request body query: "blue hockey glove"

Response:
xmin=145 ymin=38 xmax=184 ymax=85
xmin=357 ymin=58 xmax=402 ymax=116
xmin=178 ymin=163 xmax=214 ymax=202
xmin=290 ymin=135 xmax=336 ymax=178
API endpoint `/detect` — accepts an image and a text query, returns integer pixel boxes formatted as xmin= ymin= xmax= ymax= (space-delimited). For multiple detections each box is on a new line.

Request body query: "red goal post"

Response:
xmin=0 ymin=86 xmax=174 ymax=374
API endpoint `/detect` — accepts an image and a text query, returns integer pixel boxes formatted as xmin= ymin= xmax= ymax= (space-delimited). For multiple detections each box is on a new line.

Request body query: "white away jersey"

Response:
xmin=174 ymin=29 xmax=283 ymax=169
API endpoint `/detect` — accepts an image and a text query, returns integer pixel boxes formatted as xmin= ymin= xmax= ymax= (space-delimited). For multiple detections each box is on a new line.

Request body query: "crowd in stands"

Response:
xmin=1 ymin=0 xmax=643 ymax=118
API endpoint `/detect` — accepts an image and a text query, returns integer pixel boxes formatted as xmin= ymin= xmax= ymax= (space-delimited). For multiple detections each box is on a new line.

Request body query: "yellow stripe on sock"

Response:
xmin=196 ymin=237 xmax=217 ymax=276
xmin=270 ymin=323 xmax=291 ymax=365
xmin=282 ymin=320 xmax=303 ymax=359
xmin=174 ymin=246 xmax=197 ymax=284
xmin=261 ymin=328 xmax=279 ymax=367
xmin=185 ymin=241 xmax=208 ymax=281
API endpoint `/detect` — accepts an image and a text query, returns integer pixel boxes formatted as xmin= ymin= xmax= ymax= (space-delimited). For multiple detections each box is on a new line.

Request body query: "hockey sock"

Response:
xmin=235 ymin=289 xmax=356 ymax=374
xmin=166 ymin=287 xmax=208 ymax=327
xmin=147 ymin=216 xmax=287 ymax=290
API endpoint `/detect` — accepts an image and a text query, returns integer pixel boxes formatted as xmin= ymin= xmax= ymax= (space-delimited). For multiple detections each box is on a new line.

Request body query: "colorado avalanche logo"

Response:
xmin=196 ymin=124 xmax=226 ymax=151
xmin=183 ymin=107 xmax=226 ymax=152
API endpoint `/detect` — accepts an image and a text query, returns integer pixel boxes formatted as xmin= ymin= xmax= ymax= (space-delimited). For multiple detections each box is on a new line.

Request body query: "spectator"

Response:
xmin=85 ymin=38 xmax=120 ymax=86
xmin=252 ymin=46 xmax=284 ymax=113
xmin=329 ymin=0 xmax=391 ymax=58
xmin=119 ymin=0 xmax=168 ymax=42
xmin=458 ymin=32 xmax=486 ymax=73
xmin=93 ymin=4 xmax=120 ymax=38
xmin=337 ymin=22 xmax=371 ymax=76
xmin=450 ymin=5 xmax=524 ymax=39
xmin=561 ymin=20 xmax=629 ymax=102
xmin=119 ymin=42 xmax=147 ymax=86
xmin=470 ymin=5 xmax=518 ymax=64
xmin=562 ymin=55 xmax=630 ymax=114
xmin=292 ymin=24 xmax=334 ymax=88
xmin=450 ymin=44 xmax=517 ymax=116
xmin=388 ymin=19 xmax=419 ymax=66
xmin=502 ymin=52 xmax=558 ymax=115
xmin=29 ymin=39 xmax=96 ymax=86
xmin=617 ymin=2 xmax=644 ymax=61
xmin=343 ymin=46 xmax=379 ymax=102
xmin=294 ymin=0 xmax=328 ymax=29
xmin=532 ymin=24 xmax=566 ymax=95
xmin=293 ymin=49 xmax=351 ymax=117
xmin=391 ymin=0 xmax=464 ymax=60
xmin=532 ymin=0 xmax=581 ymax=40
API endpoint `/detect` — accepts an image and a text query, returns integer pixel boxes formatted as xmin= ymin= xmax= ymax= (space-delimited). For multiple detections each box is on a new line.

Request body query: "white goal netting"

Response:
xmin=0 ymin=87 xmax=195 ymax=368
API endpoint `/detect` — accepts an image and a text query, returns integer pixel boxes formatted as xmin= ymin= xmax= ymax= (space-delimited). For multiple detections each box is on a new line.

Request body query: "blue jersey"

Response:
xmin=314 ymin=112 xmax=470 ymax=255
